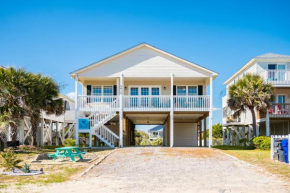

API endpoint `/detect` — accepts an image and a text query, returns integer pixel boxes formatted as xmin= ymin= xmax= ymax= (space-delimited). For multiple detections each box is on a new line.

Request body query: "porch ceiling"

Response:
xmin=126 ymin=114 xmax=168 ymax=125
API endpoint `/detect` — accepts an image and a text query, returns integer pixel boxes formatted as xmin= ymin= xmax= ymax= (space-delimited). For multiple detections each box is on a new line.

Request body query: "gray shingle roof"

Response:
xmin=255 ymin=53 xmax=290 ymax=59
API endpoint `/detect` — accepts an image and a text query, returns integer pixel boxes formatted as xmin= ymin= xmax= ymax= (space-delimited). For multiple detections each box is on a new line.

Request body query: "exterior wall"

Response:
xmin=274 ymin=88 xmax=290 ymax=103
xmin=174 ymin=123 xmax=198 ymax=147
xmin=82 ymin=80 xmax=207 ymax=96
xmin=78 ymin=47 xmax=212 ymax=78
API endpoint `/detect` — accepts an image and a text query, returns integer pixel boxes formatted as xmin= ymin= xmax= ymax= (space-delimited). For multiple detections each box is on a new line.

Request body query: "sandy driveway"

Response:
xmin=10 ymin=147 xmax=290 ymax=193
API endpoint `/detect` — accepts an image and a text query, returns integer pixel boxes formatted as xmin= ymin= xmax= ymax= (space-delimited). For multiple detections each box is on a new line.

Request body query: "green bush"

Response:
xmin=64 ymin=138 xmax=76 ymax=147
xmin=253 ymin=136 xmax=271 ymax=150
xmin=0 ymin=149 xmax=22 ymax=171
xmin=151 ymin=138 xmax=163 ymax=146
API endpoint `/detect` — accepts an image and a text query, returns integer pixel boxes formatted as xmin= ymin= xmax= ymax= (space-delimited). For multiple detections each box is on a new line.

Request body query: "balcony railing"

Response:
xmin=78 ymin=95 xmax=210 ymax=112
xmin=269 ymin=103 xmax=290 ymax=118
xmin=123 ymin=95 xmax=171 ymax=111
xmin=78 ymin=96 xmax=119 ymax=111
xmin=174 ymin=95 xmax=210 ymax=111
xmin=261 ymin=70 xmax=290 ymax=85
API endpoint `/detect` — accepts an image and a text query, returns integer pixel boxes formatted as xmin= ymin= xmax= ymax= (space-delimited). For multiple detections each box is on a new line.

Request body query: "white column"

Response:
xmin=119 ymin=74 xmax=124 ymax=147
xmin=209 ymin=75 xmax=213 ymax=147
xmin=74 ymin=74 xmax=79 ymax=145
xmin=56 ymin=122 xmax=59 ymax=146
xmin=226 ymin=127 xmax=230 ymax=145
xmin=242 ymin=126 xmax=245 ymax=139
xmin=270 ymin=136 xmax=274 ymax=160
xmin=89 ymin=129 xmax=92 ymax=148
xmin=248 ymin=126 xmax=252 ymax=143
xmin=40 ymin=118 xmax=44 ymax=146
xmin=266 ymin=111 xmax=270 ymax=136
xmin=256 ymin=124 xmax=260 ymax=136
xmin=19 ymin=120 xmax=25 ymax=145
xmin=170 ymin=73 xmax=174 ymax=147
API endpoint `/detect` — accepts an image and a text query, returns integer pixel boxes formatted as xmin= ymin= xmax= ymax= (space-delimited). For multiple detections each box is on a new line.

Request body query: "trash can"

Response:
xmin=281 ymin=139 xmax=289 ymax=163
xmin=278 ymin=149 xmax=285 ymax=162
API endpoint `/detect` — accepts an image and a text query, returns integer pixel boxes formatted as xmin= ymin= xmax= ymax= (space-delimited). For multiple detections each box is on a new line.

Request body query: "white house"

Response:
xmin=148 ymin=125 xmax=163 ymax=141
xmin=70 ymin=43 xmax=218 ymax=148
xmin=222 ymin=53 xmax=290 ymax=145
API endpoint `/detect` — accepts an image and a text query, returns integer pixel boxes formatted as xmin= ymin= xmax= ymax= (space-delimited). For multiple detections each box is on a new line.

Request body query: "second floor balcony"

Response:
xmin=260 ymin=70 xmax=290 ymax=85
xmin=78 ymin=95 xmax=210 ymax=112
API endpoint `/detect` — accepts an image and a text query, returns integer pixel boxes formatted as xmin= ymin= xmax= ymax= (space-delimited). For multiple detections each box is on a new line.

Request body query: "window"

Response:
xmin=92 ymin=86 xmax=102 ymax=96
xmin=130 ymin=87 xmax=139 ymax=95
xmin=151 ymin=88 xmax=160 ymax=95
xmin=188 ymin=86 xmax=197 ymax=95
xmin=141 ymin=88 xmax=149 ymax=96
xmin=177 ymin=86 xmax=197 ymax=95
xmin=278 ymin=95 xmax=286 ymax=104
xmin=92 ymin=85 xmax=113 ymax=102
xmin=177 ymin=86 xmax=186 ymax=95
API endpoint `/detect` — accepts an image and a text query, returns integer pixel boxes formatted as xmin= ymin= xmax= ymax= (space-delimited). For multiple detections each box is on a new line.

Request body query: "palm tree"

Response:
xmin=0 ymin=67 xmax=27 ymax=141
xmin=0 ymin=112 xmax=17 ymax=151
xmin=227 ymin=73 xmax=275 ymax=137
xmin=23 ymin=73 xmax=64 ymax=146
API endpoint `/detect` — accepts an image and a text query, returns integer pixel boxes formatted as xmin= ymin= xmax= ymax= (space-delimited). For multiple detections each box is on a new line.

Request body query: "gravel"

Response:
xmin=10 ymin=147 xmax=290 ymax=193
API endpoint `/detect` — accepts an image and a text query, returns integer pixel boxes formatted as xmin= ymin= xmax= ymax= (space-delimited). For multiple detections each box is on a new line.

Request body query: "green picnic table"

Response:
xmin=48 ymin=147 xmax=86 ymax=162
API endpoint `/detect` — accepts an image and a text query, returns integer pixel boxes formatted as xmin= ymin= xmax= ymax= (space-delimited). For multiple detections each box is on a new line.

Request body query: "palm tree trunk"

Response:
xmin=30 ymin=117 xmax=39 ymax=146
xmin=249 ymin=107 xmax=257 ymax=137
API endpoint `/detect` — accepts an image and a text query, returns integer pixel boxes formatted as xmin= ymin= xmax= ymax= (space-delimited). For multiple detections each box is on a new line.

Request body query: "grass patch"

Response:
xmin=214 ymin=147 xmax=290 ymax=182
xmin=0 ymin=184 xmax=8 ymax=189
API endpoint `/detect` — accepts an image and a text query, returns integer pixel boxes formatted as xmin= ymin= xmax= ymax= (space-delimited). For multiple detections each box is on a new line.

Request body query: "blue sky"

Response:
xmin=1 ymin=0 xmax=290 ymax=124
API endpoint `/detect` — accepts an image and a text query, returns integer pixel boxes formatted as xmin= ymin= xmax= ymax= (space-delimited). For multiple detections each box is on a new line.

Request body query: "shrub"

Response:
xmin=253 ymin=136 xmax=271 ymax=150
xmin=151 ymin=138 xmax=163 ymax=146
xmin=0 ymin=149 xmax=22 ymax=171
xmin=23 ymin=163 xmax=31 ymax=173
xmin=64 ymin=138 xmax=76 ymax=147
xmin=140 ymin=139 xmax=150 ymax=146
xmin=18 ymin=145 xmax=37 ymax=151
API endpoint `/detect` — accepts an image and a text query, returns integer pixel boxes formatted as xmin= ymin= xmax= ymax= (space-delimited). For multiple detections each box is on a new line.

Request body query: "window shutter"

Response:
xmin=173 ymin=85 xmax=176 ymax=95
xmin=198 ymin=85 xmax=203 ymax=95
xmin=113 ymin=85 xmax=117 ymax=95
xmin=87 ymin=85 xmax=92 ymax=95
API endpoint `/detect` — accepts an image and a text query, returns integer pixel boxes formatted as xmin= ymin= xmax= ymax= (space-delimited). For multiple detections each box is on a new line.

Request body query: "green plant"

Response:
xmin=151 ymin=138 xmax=163 ymax=146
xmin=0 ymin=149 xmax=22 ymax=171
xmin=212 ymin=123 xmax=223 ymax=139
xmin=253 ymin=136 xmax=271 ymax=150
xmin=227 ymin=73 xmax=275 ymax=137
xmin=23 ymin=163 xmax=31 ymax=173
xmin=140 ymin=139 xmax=150 ymax=146
xmin=64 ymin=138 xmax=76 ymax=147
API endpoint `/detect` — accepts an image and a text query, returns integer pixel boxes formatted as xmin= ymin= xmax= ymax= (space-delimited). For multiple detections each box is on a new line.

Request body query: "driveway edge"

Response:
xmin=74 ymin=148 xmax=117 ymax=179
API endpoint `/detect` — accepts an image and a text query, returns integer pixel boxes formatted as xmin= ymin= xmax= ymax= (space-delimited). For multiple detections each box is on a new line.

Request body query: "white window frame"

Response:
xmin=176 ymin=85 xmax=198 ymax=96
xmin=129 ymin=85 xmax=162 ymax=96
xmin=92 ymin=85 xmax=113 ymax=96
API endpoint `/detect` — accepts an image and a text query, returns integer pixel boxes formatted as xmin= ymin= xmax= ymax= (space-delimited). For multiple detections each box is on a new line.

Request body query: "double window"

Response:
xmin=129 ymin=86 xmax=161 ymax=107
xmin=92 ymin=85 xmax=113 ymax=102
xmin=176 ymin=86 xmax=198 ymax=96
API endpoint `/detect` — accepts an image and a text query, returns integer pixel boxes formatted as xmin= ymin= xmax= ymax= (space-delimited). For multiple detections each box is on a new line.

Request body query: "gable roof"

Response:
xmin=224 ymin=52 xmax=290 ymax=85
xmin=70 ymin=43 xmax=218 ymax=78
xmin=254 ymin=53 xmax=290 ymax=59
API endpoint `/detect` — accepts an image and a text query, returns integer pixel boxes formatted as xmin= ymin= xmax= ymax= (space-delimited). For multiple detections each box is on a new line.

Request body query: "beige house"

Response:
xmin=70 ymin=43 xmax=218 ymax=148
xmin=222 ymin=53 xmax=290 ymax=145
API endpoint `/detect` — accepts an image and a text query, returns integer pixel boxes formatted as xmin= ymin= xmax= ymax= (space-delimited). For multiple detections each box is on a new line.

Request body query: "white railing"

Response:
xmin=174 ymin=95 xmax=210 ymax=111
xmin=124 ymin=95 xmax=171 ymax=111
xmin=78 ymin=95 xmax=211 ymax=112
xmin=269 ymin=104 xmax=290 ymax=118
xmin=261 ymin=70 xmax=290 ymax=85
xmin=78 ymin=96 xmax=119 ymax=111
xmin=95 ymin=125 xmax=119 ymax=147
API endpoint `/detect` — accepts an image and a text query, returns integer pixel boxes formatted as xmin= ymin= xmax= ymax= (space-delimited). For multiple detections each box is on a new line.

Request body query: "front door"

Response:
xmin=130 ymin=87 xmax=139 ymax=107
xmin=277 ymin=64 xmax=286 ymax=81
xmin=268 ymin=64 xmax=277 ymax=81
xmin=141 ymin=87 xmax=149 ymax=107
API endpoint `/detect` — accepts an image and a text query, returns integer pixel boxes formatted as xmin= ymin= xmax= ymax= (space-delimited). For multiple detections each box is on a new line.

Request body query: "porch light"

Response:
xmin=163 ymin=86 xmax=166 ymax=90
xmin=125 ymin=86 xmax=127 ymax=90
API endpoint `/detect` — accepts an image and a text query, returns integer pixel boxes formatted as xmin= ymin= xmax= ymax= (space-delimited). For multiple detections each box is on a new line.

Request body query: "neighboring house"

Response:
xmin=222 ymin=53 xmax=290 ymax=145
xmin=5 ymin=94 xmax=76 ymax=146
xmin=148 ymin=125 xmax=163 ymax=140
xmin=70 ymin=43 xmax=218 ymax=148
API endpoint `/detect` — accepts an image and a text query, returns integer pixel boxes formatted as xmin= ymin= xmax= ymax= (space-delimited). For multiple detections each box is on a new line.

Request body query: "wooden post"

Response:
xmin=266 ymin=111 xmax=270 ymax=136
xmin=199 ymin=120 xmax=202 ymax=147
xmin=56 ymin=122 xmax=59 ymax=146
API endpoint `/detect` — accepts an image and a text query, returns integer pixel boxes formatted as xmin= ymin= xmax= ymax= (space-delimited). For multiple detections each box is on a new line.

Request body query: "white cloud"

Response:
xmin=67 ymin=92 xmax=76 ymax=100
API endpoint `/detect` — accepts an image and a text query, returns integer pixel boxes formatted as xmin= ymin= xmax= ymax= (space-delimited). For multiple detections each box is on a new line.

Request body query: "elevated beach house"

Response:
xmin=70 ymin=43 xmax=218 ymax=148
xmin=222 ymin=53 xmax=290 ymax=145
